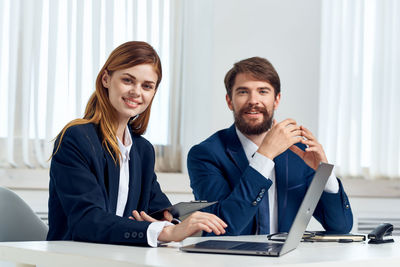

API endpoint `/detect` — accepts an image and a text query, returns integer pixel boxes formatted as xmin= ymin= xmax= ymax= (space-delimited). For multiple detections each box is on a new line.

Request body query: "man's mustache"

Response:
xmin=239 ymin=105 xmax=268 ymax=115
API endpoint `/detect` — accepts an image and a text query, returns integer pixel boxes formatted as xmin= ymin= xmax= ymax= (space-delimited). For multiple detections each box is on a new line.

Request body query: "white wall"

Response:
xmin=181 ymin=0 xmax=322 ymax=168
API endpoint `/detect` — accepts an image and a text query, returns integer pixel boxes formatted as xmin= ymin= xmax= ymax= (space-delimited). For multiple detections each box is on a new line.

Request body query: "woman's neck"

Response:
xmin=116 ymin=120 xmax=129 ymax=144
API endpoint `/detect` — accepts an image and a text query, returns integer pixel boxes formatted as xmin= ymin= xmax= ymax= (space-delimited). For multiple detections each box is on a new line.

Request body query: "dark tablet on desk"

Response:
xmin=150 ymin=201 xmax=218 ymax=220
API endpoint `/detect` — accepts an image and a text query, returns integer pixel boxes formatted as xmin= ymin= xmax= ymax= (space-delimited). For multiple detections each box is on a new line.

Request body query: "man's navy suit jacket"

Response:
xmin=187 ymin=125 xmax=353 ymax=235
xmin=47 ymin=123 xmax=171 ymax=245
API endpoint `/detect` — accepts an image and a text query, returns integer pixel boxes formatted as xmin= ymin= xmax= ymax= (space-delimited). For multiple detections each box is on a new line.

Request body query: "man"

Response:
xmin=187 ymin=57 xmax=353 ymax=235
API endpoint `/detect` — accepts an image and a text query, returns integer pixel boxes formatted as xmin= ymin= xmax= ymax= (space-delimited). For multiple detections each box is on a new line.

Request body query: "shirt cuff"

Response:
xmin=147 ymin=221 xmax=174 ymax=247
xmin=323 ymin=171 xmax=339 ymax=193
xmin=249 ymin=152 xmax=275 ymax=179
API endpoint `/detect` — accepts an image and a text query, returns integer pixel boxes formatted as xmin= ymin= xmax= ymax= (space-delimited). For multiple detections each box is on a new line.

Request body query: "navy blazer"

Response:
xmin=47 ymin=123 xmax=171 ymax=245
xmin=187 ymin=125 xmax=353 ymax=235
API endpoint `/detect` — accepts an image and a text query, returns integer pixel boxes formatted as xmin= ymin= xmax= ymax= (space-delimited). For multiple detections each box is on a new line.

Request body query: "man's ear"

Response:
xmin=273 ymin=92 xmax=281 ymax=110
xmin=226 ymin=94 xmax=234 ymax=111
xmin=102 ymin=70 xmax=110 ymax=88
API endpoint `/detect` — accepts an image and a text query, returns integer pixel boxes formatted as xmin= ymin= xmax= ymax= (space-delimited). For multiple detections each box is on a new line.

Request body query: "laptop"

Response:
xmin=180 ymin=162 xmax=334 ymax=257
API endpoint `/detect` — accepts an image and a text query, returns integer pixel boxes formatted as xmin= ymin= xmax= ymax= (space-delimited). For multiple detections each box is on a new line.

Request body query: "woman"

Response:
xmin=47 ymin=41 xmax=226 ymax=246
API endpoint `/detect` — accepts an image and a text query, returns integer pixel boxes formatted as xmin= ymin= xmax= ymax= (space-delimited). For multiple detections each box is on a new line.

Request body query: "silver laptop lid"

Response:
xmin=280 ymin=162 xmax=333 ymax=255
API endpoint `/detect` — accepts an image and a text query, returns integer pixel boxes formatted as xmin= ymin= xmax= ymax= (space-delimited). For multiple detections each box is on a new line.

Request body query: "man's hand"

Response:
xmin=158 ymin=211 xmax=227 ymax=242
xmin=289 ymin=126 xmax=328 ymax=170
xmin=257 ymin=118 xmax=303 ymax=160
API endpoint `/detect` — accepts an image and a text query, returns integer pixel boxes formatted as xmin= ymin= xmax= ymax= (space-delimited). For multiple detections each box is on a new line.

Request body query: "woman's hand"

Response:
xmin=157 ymin=211 xmax=227 ymax=242
xmin=129 ymin=210 xmax=173 ymax=222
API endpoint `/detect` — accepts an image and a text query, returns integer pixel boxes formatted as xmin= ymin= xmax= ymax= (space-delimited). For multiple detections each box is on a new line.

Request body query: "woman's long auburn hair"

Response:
xmin=52 ymin=41 xmax=162 ymax=164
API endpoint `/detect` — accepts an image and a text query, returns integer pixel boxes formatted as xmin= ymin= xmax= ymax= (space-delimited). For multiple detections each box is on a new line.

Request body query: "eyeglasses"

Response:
xmin=267 ymin=231 xmax=316 ymax=242
xmin=268 ymin=231 xmax=366 ymax=243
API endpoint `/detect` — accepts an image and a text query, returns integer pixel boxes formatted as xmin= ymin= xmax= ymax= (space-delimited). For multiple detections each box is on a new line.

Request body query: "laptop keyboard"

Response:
xmin=194 ymin=240 xmax=243 ymax=249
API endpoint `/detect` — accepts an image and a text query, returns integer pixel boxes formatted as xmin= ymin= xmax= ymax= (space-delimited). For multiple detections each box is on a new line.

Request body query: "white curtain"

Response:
xmin=319 ymin=0 xmax=400 ymax=179
xmin=0 ymin=0 xmax=182 ymax=171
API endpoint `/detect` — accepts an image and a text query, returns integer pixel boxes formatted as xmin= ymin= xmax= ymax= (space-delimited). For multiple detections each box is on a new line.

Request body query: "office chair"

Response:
xmin=0 ymin=186 xmax=48 ymax=241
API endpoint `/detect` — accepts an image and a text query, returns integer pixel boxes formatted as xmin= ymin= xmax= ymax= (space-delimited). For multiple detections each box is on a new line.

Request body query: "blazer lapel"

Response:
xmin=274 ymin=150 xmax=289 ymax=231
xmin=225 ymin=125 xmax=248 ymax=174
xmin=104 ymin=151 xmax=120 ymax=214
xmin=123 ymin=136 xmax=142 ymax=216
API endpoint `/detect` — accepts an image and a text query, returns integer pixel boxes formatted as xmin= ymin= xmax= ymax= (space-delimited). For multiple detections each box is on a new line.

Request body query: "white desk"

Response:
xmin=0 ymin=236 xmax=399 ymax=267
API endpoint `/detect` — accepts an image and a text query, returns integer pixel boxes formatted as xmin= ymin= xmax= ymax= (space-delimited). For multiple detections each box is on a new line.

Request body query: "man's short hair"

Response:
xmin=224 ymin=57 xmax=281 ymax=99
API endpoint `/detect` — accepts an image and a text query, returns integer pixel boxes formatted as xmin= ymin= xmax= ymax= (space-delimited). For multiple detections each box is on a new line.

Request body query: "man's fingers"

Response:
xmin=272 ymin=118 xmax=296 ymax=129
xmin=289 ymin=129 xmax=302 ymax=137
xmin=300 ymin=126 xmax=315 ymax=140
xmin=305 ymin=146 xmax=319 ymax=152
xmin=285 ymin=124 xmax=300 ymax=133
xmin=301 ymin=139 xmax=320 ymax=148
xmin=301 ymin=130 xmax=313 ymax=140
xmin=281 ymin=118 xmax=297 ymax=124
xmin=280 ymin=118 xmax=297 ymax=128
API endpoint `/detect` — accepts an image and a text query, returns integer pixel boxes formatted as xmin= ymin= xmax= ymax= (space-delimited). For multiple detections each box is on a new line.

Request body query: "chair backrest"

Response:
xmin=0 ymin=186 xmax=48 ymax=241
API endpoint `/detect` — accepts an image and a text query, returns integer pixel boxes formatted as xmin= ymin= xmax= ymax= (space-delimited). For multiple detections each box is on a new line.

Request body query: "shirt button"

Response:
xmin=345 ymin=204 xmax=350 ymax=209
xmin=124 ymin=232 xmax=130 ymax=239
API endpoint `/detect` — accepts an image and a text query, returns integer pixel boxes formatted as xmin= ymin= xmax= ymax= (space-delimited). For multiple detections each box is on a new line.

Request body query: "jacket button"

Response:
xmin=124 ymin=232 xmax=130 ymax=239
xmin=132 ymin=232 xmax=138 ymax=238
xmin=138 ymin=232 xmax=144 ymax=238
xmin=345 ymin=204 xmax=350 ymax=209
xmin=256 ymin=197 xmax=261 ymax=202
xmin=252 ymin=201 xmax=257 ymax=206
xmin=261 ymin=188 xmax=266 ymax=193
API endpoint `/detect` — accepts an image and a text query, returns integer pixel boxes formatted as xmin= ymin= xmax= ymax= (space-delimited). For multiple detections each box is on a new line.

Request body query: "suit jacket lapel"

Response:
xmin=225 ymin=125 xmax=248 ymax=174
xmin=104 ymin=151 xmax=120 ymax=214
xmin=123 ymin=135 xmax=142 ymax=216
xmin=274 ymin=150 xmax=289 ymax=231
xmin=225 ymin=125 xmax=259 ymax=231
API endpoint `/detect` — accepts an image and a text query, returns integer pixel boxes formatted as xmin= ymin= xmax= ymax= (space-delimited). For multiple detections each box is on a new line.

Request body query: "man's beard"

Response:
xmin=234 ymin=105 xmax=273 ymax=135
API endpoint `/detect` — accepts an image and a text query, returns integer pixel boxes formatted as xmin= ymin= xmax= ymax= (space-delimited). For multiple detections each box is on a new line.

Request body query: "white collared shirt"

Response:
xmin=116 ymin=125 xmax=172 ymax=247
xmin=116 ymin=125 xmax=132 ymax=217
xmin=235 ymin=127 xmax=339 ymax=234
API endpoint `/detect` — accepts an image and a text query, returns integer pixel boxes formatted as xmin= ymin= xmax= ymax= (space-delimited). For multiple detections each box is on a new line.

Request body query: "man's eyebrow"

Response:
xmin=258 ymin=86 xmax=272 ymax=90
xmin=234 ymin=86 xmax=249 ymax=91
